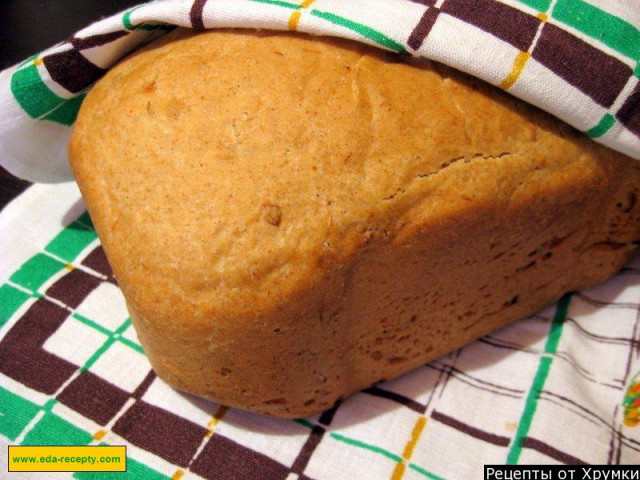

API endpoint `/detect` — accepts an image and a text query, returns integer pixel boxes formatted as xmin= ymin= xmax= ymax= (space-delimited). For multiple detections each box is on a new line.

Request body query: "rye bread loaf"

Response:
xmin=68 ymin=28 xmax=640 ymax=418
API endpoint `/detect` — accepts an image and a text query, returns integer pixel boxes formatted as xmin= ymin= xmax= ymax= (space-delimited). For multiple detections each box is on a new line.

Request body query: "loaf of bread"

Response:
xmin=69 ymin=28 xmax=640 ymax=418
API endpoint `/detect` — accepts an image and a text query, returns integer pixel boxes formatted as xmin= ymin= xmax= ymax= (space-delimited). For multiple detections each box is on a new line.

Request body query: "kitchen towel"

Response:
xmin=0 ymin=183 xmax=639 ymax=478
xmin=1 ymin=1 xmax=640 ymax=477
xmin=0 ymin=0 xmax=639 ymax=182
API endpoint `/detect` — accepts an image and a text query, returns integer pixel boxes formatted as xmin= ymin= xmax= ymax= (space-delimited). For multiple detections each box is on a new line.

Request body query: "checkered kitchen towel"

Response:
xmin=1 ymin=0 xmax=640 ymax=478
xmin=1 ymin=185 xmax=640 ymax=476
xmin=0 ymin=0 xmax=639 ymax=182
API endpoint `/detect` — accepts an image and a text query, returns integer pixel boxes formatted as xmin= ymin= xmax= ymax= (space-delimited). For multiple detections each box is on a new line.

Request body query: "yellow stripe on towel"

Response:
xmin=288 ymin=0 xmax=317 ymax=31
xmin=500 ymin=51 xmax=531 ymax=90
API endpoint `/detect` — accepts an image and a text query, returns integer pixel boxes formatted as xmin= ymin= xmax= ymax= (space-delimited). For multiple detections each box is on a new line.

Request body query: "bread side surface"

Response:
xmin=69 ymin=28 xmax=640 ymax=417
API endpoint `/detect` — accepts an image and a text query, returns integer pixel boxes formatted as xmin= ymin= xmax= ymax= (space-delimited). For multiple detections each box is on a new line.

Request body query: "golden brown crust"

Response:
xmin=69 ymin=28 xmax=640 ymax=417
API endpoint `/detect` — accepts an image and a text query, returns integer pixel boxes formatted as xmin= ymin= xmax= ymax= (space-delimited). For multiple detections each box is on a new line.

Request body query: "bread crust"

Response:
xmin=69 ymin=28 xmax=640 ymax=417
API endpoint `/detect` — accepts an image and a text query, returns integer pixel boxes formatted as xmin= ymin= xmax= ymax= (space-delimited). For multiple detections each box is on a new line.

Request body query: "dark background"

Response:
xmin=0 ymin=0 xmax=140 ymax=210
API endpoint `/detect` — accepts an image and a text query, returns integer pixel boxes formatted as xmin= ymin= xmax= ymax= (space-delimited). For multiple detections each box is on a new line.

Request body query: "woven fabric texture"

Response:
xmin=0 ymin=184 xmax=639 ymax=477
xmin=1 ymin=1 xmax=640 ymax=477
xmin=0 ymin=0 xmax=639 ymax=182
